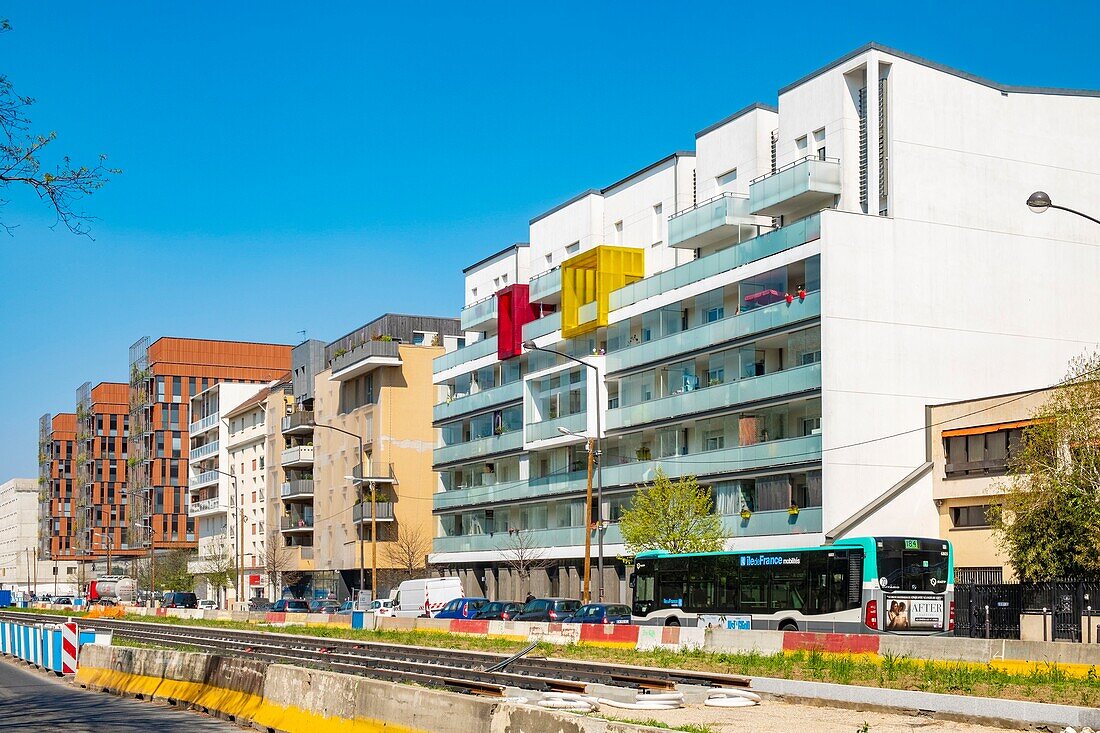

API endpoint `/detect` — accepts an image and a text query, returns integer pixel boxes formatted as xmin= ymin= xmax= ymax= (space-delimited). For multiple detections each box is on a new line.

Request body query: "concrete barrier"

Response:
xmin=76 ymin=644 xmax=666 ymax=733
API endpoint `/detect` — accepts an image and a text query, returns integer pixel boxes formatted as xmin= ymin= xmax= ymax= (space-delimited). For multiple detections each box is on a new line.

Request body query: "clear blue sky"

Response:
xmin=1 ymin=1 xmax=1096 ymax=478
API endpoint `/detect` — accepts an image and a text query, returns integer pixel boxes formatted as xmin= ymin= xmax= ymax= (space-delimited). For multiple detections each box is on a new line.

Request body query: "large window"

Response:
xmin=944 ymin=426 xmax=1025 ymax=478
xmin=951 ymin=504 xmax=993 ymax=528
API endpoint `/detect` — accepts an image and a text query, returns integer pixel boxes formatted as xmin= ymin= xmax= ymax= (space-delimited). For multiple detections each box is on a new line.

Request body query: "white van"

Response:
xmin=392 ymin=577 xmax=463 ymax=618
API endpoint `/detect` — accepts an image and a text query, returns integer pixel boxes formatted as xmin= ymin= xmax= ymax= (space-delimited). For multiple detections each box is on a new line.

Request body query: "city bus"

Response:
xmin=630 ymin=536 xmax=953 ymax=634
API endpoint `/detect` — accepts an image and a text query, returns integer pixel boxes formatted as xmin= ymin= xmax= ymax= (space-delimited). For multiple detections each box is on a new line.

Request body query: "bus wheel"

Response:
xmin=665 ymin=617 xmax=680 ymax=627
xmin=778 ymin=620 xmax=798 ymax=632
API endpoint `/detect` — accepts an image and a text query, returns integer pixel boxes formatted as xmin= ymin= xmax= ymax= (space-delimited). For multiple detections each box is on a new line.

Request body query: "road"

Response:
xmin=0 ymin=656 xmax=240 ymax=732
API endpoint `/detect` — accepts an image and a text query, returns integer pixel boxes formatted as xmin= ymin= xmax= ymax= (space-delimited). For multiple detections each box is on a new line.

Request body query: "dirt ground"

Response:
xmin=603 ymin=699 xmax=1019 ymax=732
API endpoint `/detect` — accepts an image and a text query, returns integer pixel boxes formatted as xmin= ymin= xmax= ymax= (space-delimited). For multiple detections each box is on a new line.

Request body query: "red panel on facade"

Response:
xmin=497 ymin=284 xmax=539 ymax=360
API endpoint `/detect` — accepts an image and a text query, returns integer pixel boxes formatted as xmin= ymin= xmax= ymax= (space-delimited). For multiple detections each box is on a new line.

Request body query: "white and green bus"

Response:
xmin=630 ymin=537 xmax=954 ymax=634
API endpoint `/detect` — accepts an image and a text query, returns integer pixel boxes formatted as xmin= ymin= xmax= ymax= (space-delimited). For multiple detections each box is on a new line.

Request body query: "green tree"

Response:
xmin=990 ymin=350 xmax=1100 ymax=581
xmin=620 ymin=468 xmax=726 ymax=555
xmin=1 ymin=19 xmax=118 ymax=236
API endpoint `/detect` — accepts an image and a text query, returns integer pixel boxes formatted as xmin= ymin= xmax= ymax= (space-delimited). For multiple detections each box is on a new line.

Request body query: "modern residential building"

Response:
xmin=310 ymin=315 xmax=460 ymax=600
xmin=0 ymin=478 xmax=79 ymax=596
xmin=928 ymin=387 xmax=1054 ymax=584
xmin=186 ymin=380 xmax=271 ymax=604
xmin=37 ymin=412 xmax=90 ymax=571
xmin=74 ymin=381 xmax=134 ymax=573
xmin=126 ymin=337 xmax=292 ymax=562
xmin=222 ymin=376 xmax=294 ymax=601
xmin=430 ymin=43 xmax=1100 ymax=602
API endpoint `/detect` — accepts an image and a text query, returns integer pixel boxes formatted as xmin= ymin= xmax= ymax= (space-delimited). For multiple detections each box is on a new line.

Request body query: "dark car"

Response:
xmin=309 ymin=599 xmax=340 ymax=614
xmin=512 ymin=597 xmax=581 ymax=622
xmin=271 ymin=598 xmax=310 ymax=613
xmin=434 ymin=597 xmax=489 ymax=620
xmin=562 ymin=603 xmax=632 ymax=625
xmin=473 ymin=601 xmax=523 ymax=621
xmin=53 ymin=596 xmax=74 ymax=606
xmin=249 ymin=597 xmax=272 ymax=612
xmin=161 ymin=592 xmax=198 ymax=609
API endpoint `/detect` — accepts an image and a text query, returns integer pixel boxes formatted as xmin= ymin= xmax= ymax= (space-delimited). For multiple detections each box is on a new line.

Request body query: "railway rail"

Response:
xmin=0 ymin=611 xmax=750 ymax=699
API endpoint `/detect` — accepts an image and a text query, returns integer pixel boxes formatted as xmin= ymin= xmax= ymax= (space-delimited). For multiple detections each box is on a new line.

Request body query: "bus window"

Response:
xmin=687 ymin=556 xmax=716 ymax=612
xmin=807 ymin=552 xmax=831 ymax=615
xmin=714 ymin=555 xmax=739 ymax=613
xmin=770 ymin=565 xmax=807 ymax=611
xmin=738 ymin=565 xmax=768 ymax=612
xmin=876 ymin=539 xmax=949 ymax=592
xmin=632 ymin=562 xmax=655 ymax=616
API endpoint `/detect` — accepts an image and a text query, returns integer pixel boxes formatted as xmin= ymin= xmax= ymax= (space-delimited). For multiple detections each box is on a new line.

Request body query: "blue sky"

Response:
xmin=1 ymin=1 xmax=1096 ymax=477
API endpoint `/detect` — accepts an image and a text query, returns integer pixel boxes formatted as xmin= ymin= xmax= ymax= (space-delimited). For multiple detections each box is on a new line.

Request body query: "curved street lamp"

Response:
xmin=1026 ymin=191 xmax=1100 ymax=225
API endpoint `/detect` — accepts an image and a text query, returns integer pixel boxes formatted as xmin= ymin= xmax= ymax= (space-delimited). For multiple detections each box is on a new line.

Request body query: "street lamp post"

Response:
xmin=310 ymin=422 xmax=370 ymax=598
xmin=208 ymin=468 xmax=241 ymax=604
xmin=522 ymin=339 xmax=605 ymax=601
xmin=1026 ymin=191 xmax=1100 ymax=225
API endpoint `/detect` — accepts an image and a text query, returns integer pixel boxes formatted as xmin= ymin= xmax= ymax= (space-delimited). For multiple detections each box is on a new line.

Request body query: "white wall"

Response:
xmin=529 ymin=192 xmax=604 ymax=276
xmin=462 ymin=245 xmax=530 ymax=306
xmin=695 ymin=107 xmax=778 ymax=201
xmin=0 ymin=477 xmax=80 ymax=593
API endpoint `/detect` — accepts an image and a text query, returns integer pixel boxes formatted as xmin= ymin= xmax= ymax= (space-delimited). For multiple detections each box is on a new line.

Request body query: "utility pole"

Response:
xmin=582 ymin=437 xmax=595 ymax=604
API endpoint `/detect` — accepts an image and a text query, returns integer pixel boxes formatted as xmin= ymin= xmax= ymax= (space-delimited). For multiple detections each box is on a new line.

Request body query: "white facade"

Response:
xmin=0 ymin=477 xmax=79 ymax=595
xmin=463 ymin=244 xmax=530 ymax=306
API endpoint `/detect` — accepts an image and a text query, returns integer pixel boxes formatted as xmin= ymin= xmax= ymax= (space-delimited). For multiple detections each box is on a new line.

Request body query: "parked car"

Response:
xmin=249 ymin=598 xmax=272 ymax=612
xmin=161 ymin=592 xmax=198 ymax=609
xmin=369 ymin=598 xmax=395 ymax=616
xmin=309 ymin=599 xmax=340 ymax=614
xmin=562 ymin=603 xmax=632 ymax=624
xmin=434 ymin=597 xmax=489 ymax=620
xmin=473 ymin=601 xmax=523 ymax=621
xmin=53 ymin=596 xmax=74 ymax=606
xmin=271 ymin=598 xmax=310 ymax=613
xmin=512 ymin=598 xmax=582 ymax=622
xmin=392 ymin=577 xmax=464 ymax=618
xmin=197 ymin=599 xmax=218 ymax=610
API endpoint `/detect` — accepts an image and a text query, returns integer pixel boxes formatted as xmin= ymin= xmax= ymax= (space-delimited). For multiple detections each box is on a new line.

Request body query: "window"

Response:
xmin=566 ymin=241 xmax=580 ymax=255
xmin=704 ymin=430 xmax=725 ymax=451
xmin=798 ymin=350 xmax=822 ymax=366
xmin=951 ymin=504 xmax=993 ymax=528
xmin=795 ymin=135 xmax=808 ymax=156
xmin=614 ymin=220 xmax=623 ymax=244
xmin=716 ymin=168 xmax=737 ymax=189
xmin=944 ymin=426 xmax=1024 ymax=478
xmin=814 ymin=128 xmax=826 ymax=160
xmin=652 ymin=203 xmax=663 ymax=244
xmin=471 ymin=287 xmax=478 ymax=298
xmin=802 ymin=417 xmax=821 ymax=436
xmin=493 ymin=277 xmax=500 ymax=288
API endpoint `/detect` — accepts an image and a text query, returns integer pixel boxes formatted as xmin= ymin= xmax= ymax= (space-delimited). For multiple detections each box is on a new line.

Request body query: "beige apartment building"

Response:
xmin=294 ymin=315 xmax=461 ymax=600
xmin=928 ymin=387 xmax=1054 ymax=584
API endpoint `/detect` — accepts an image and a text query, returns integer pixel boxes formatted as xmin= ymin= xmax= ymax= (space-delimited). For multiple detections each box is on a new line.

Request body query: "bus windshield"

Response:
xmin=876 ymin=539 xmax=949 ymax=593
xmin=631 ymin=560 xmax=656 ymax=617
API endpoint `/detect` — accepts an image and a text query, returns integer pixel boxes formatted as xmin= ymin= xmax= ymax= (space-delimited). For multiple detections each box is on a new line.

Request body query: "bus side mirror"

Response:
xmin=628 ymin=573 xmax=636 ymax=589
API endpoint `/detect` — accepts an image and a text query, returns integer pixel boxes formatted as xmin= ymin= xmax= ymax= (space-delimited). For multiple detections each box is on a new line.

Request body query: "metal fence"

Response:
xmin=955 ymin=581 xmax=1100 ymax=641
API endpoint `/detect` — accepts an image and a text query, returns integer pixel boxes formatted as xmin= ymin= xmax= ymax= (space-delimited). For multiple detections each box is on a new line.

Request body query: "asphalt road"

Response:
xmin=0 ymin=656 xmax=239 ymax=732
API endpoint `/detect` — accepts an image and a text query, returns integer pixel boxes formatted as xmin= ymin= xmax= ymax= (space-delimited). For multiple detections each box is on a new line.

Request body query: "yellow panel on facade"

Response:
xmin=560 ymin=245 xmax=645 ymax=339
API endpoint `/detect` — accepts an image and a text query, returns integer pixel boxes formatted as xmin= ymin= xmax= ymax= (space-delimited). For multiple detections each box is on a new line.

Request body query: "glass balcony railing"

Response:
xmin=280 ymin=515 xmax=315 ymax=531
xmin=188 ymin=412 xmax=219 ymax=435
xmin=526 ymin=412 xmax=587 ymax=443
xmin=577 ymin=301 xmax=598 ymax=326
xmin=188 ymin=470 xmax=219 ymax=489
xmin=281 ymin=411 xmax=314 ymax=435
xmin=722 ymin=506 xmax=822 ymax=538
xmin=188 ymin=441 xmax=219 ymax=461
xmin=331 ymin=340 xmax=401 ymax=376
xmin=434 ymin=380 xmax=523 ymax=423
xmin=433 ymin=429 xmax=523 ymax=467
xmin=433 ymin=335 xmax=498 ymax=375
xmin=353 ymin=502 xmax=395 ymax=522
xmin=521 ymin=311 xmax=561 ymax=342
xmin=602 ymin=434 xmax=822 ymax=488
xmin=433 ymin=471 xmax=586 ymax=511
xmin=668 ymin=193 xmax=758 ymax=249
xmin=188 ymin=496 xmax=224 ymax=516
xmin=433 ymin=523 xmax=623 ymax=554
xmin=529 ymin=267 xmax=562 ymax=303
xmin=460 ymin=295 xmax=497 ymax=331
xmin=607 ymin=363 xmax=821 ymax=431
xmin=280 ymin=445 xmax=315 ymax=467
xmin=607 ymin=290 xmax=820 ymax=375
xmin=609 ymin=214 xmax=821 ymax=312
xmin=280 ymin=480 xmax=315 ymax=499
xmin=749 ymin=156 xmax=841 ymax=216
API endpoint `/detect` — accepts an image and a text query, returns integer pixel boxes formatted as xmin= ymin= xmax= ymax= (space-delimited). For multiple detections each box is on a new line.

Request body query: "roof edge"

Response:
xmin=695 ymin=102 xmax=779 ymax=139
xmin=462 ymin=242 xmax=530 ymax=274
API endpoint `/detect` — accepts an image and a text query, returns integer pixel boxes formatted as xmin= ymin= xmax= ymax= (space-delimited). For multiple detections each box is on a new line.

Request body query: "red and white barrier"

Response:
xmin=61 ymin=622 xmax=78 ymax=674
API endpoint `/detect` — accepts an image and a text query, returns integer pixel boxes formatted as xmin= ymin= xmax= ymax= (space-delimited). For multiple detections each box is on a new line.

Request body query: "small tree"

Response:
xmin=157 ymin=549 xmax=196 ymax=591
xmin=499 ymin=529 xmax=551 ymax=599
xmin=380 ymin=524 xmax=432 ymax=593
xmin=264 ymin=532 xmax=300 ymax=600
xmin=620 ymin=468 xmax=726 ymax=555
xmin=199 ymin=538 xmax=237 ymax=607
xmin=991 ymin=351 xmax=1100 ymax=581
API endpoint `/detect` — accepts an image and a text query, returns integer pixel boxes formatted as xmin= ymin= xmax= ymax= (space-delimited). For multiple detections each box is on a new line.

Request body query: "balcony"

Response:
xmin=188 ymin=496 xmax=226 ymax=517
xmin=188 ymin=440 xmax=219 ymax=462
xmin=749 ymin=156 xmax=841 ymax=217
xmin=521 ymin=311 xmax=561 ymax=342
xmin=433 ymin=430 xmax=523 ymax=468
xmin=283 ymin=544 xmax=315 ymax=571
xmin=611 ymin=214 xmax=821 ymax=312
xmin=723 ymin=506 xmax=822 ymax=538
xmin=330 ymin=340 xmax=401 ymax=382
xmin=188 ymin=412 xmax=219 ymax=436
xmin=281 ymin=411 xmax=315 ymax=436
xmin=529 ymin=267 xmax=562 ymax=304
xmin=601 ymin=434 xmax=822 ymax=488
xmin=606 ymin=363 xmax=821 ymax=431
xmin=460 ymin=294 xmax=497 ymax=331
xmin=606 ymin=290 xmax=820 ymax=375
xmin=280 ymin=515 xmax=315 ymax=533
xmin=669 ymin=193 xmax=763 ymax=250
xmin=433 ymin=524 xmax=623 ymax=555
xmin=188 ymin=470 xmax=219 ymax=489
xmin=434 ymin=380 xmax=523 ymax=423
xmin=526 ymin=412 xmax=587 ymax=443
xmin=353 ymin=502 xmax=395 ymax=523
xmin=433 ymin=335 xmax=498 ymax=375
xmin=280 ymin=445 xmax=315 ymax=468
xmin=434 ymin=471 xmax=588 ymax=512
xmin=280 ymin=480 xmax=315 ymax=500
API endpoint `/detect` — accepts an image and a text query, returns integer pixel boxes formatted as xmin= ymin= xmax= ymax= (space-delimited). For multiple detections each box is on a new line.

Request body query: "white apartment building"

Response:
xmin=430 ymin=42 xmax=1100 ymax=604
xmin=186 ymin=381 xmax=264 ymax=604
xmin=0 ymin=477 xmax=79 ymax=596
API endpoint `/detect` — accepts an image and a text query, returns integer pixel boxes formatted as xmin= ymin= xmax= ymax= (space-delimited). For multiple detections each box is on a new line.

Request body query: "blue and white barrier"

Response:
xmin=0 ymin=617 xmax=110 ymax=675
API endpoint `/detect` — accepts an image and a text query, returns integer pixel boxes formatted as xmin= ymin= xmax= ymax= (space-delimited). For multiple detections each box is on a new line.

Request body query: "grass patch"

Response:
xmin=592 ymin=714 xmax=716 ymax=733
xmin=5 ymin=607 xmax=1099 ymax=707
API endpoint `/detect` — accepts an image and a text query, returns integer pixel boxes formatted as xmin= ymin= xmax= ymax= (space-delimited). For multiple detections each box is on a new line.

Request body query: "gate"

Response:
xmin=955 ymin=583 xmax=1022 ymax=639
xmin=1049 ymin=582 xmax=1081 ymax=642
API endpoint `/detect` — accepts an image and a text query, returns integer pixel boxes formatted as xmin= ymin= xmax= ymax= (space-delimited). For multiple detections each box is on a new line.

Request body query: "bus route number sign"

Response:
xmin=904 ymin=539 xmax=919 ymax=550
